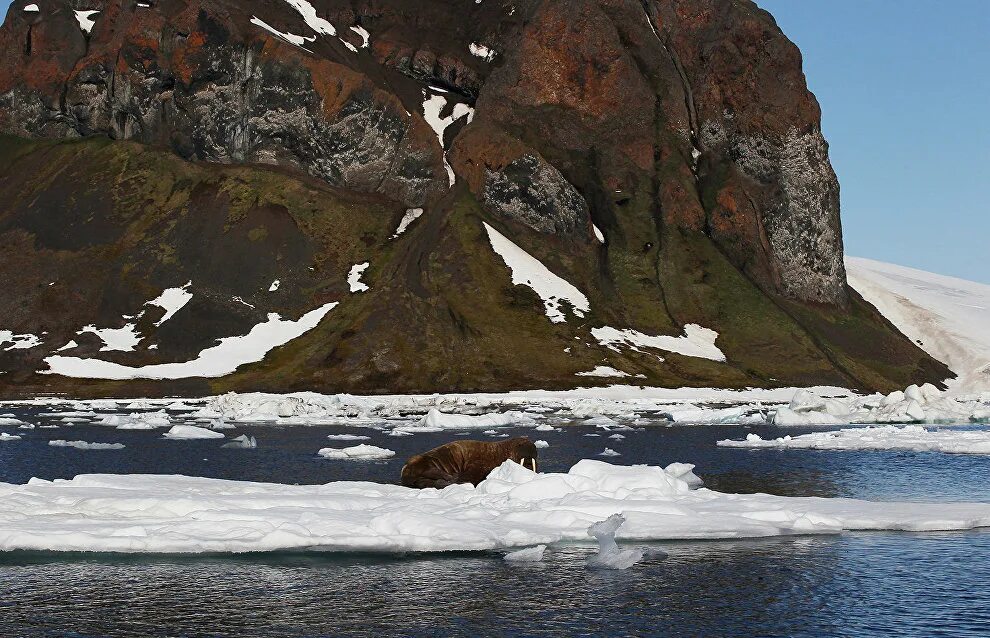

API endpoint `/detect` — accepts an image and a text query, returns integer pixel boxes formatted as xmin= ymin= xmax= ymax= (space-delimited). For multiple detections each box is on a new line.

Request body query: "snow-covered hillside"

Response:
xmin=846 ymin=257 xmax=990 ymax=392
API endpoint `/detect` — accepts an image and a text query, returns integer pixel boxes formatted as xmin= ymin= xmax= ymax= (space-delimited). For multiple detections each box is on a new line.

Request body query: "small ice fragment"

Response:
xmin=599 ymin=448 xmax=621 ymax=457
xmin=534 ymin=440 xmax=549 ymax=448
xmin=48 ymin=440 xmax=125 ymax=450
xmin=504 ymin=544 xmax=546 ymax=563
xmin=585 ymin=514 xmax=643 ymax=570
xmin=163 ymin=425 xmax=225 ymax=440
xmin=222 ymin=435 xmax=257 ymax=449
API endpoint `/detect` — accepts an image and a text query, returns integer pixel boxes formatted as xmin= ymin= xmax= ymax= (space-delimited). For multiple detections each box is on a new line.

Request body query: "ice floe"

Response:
xmin=0 ymin=433 xmax=22 ymax=442
xmin=317 ymin=444 xmax=395 ymax=460
xmin=49 ymin=440 xmax=126 ymax=450
xmin=4 ymin=460 xmax=990 ymax=553
xmin=483 ymin=222 xmax=590 ymax=323
xmin=585 ymin=514 xmax=643 ymax=570
xmin=326 ymin=434 xmax=371 ymax=441
xmin=98 ymin=411 xmax=171 ymax=430
xmin=504 ymin=544 xmax=545 ymax=563
xmin=718 ymin=426 xmax=990 ymax=455
xmin=222 ymin=435 xmax=258 ymax=449
xmin=163 ymin=425 xmax=225 ymax=440
xmin=771 ymin=385 xmax=987 ymax=426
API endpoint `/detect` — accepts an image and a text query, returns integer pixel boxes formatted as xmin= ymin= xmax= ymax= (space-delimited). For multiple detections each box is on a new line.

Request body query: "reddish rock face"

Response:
xmin=0 ymin=0 xmax=949 ymax=395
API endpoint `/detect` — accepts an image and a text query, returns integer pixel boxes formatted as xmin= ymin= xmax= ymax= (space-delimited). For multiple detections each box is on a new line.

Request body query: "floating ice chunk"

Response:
xmin=348 ymin=263 xmax=370 ymax=293
xmin=592 ymin=324 xmax=725 ymax=362
xmin=608 ymin=433 xmax=626 ymax=440
xmin=535 ymin=424 xmax=560 ymax=432
xmin=663 ymin=462 xmax=704 ymax=488
xmin=318 ymin=444 xmax=395 ymax=460
xmin=534 ymin=440 xmax=549 ymax=449
xmin=0 ymin=433 xmax=22 ymax=441
xmin=222 ymin=435 xmax=258 ymax=449
xmin=504 ymin=544 xmax=546 ymax=563
xmin=0 ymin=417 xmax=27 ymax=427
xmin=49 ymin=440 xmax=125 ymax=450
xmin=163 ymin=425 xmax=225 ymax=440
xmin=599 ymin=448 xmax=621 ymax=457
xmin=391 ymin=208 xmax=424 ymax=238
xmin=326 ymin=434 xmax=371 ymax=441
xmin=98 ymin=411 xmax=170 ymax=430
xmin=718 ymin=426 xmax=990 ymax=455
xmin=18 ymin=423 xmax=35 ymax=429
xmin=585 ymin=514 xmax=644 ymax=570
xmin=483 ymin=223 xmax=590 ymax=323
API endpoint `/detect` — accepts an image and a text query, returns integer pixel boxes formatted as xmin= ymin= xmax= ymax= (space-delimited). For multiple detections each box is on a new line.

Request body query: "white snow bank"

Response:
xmin=163 ymin=425 xmax=225 ymax=440
xmin=846 ymin=257 xmax=990 ymax=392
xmin=250 ymin=16 xmax=314 ymax=48
xmin=77 ymin=323 xmax=141 ymax=352
xmin=392 ymin=208 xmax=423 ymax=238
xmin=74 ymin=9 xmax=99 ymax=33
xmin=718 ymin=425 xmax=990 ymax=455
xmin=4 ymin=459 xmax=990 ymax=554
xmin=317 ymin=444 xmax=395 ymax=460
xmin=146 ymin=282 xmax=193 ymax=326
xmin=44 ymin=302 xmax=337 ymax=380
xmin=0 ymin=330 xmax=43 ymax=351
xmin=49 ymin=440 xmax=125 ymax=450
xmin=592 ymin=325 xmax=725 ymax=362
xmin=483 ymin=222 xmax=590 ymax=324
xmin=576 ymin=366 xmax=633 ymax=378
xmin=422 ymin=91 xmax=473 ymax=186
xmin=347 ymin=263 xmax=370 ymax=293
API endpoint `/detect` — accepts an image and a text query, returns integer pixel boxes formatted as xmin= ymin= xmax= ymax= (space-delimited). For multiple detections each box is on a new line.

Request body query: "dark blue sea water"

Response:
xmin=1 ymin=405 xmax=989 ymax=637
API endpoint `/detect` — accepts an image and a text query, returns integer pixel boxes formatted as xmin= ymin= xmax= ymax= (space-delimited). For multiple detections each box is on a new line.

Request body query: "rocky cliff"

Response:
xmin=0 ymin=0 xmax=951 ymax=396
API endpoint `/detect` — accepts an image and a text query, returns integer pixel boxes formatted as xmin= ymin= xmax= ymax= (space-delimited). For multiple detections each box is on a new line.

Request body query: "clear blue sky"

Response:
xmin=758 ymin=0 xmax=989 ymax=283
xmin=2 ymin=0 xmax=987 ymax=282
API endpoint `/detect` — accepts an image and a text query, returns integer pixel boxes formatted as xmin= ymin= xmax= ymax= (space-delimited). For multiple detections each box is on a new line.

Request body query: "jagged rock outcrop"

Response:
xmin=0 ymin=0 xmax=951 ymax=396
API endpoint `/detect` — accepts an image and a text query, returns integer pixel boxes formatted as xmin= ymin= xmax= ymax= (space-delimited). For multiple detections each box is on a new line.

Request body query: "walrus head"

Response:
xmin=504 ymin=437 xmax=539 ymax=473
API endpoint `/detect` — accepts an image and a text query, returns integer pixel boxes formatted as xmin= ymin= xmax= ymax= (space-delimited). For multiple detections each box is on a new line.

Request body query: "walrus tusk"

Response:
xmin=531 ymin=458 xmax=537 ymax=472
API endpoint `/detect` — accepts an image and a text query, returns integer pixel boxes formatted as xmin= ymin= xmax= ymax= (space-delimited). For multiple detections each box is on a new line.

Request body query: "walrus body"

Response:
xmin=401 ymin=438 xmax=539 ymax=489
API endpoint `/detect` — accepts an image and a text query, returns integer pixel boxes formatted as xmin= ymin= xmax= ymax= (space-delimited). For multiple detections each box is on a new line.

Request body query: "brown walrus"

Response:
xmin=400 ymin=437 xmax=539 ymax=489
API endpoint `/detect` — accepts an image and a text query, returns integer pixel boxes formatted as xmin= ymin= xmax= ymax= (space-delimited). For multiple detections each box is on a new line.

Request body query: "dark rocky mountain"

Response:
xmin=0 ymin=0 xmax=951 ymax=397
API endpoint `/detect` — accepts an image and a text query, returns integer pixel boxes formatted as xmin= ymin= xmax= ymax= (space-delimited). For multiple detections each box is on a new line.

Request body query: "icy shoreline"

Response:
xmin=3 ymin=460 xmax=990 ymax=555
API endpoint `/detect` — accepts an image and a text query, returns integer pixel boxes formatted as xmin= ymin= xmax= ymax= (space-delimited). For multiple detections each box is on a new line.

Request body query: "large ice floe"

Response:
xmin=3 ymin=460 xmax=990 ymax=554
xmin=772 ymin=385 xmax=988 ymax=426
xmin=718 ymin=426 xmax=990 ymax=455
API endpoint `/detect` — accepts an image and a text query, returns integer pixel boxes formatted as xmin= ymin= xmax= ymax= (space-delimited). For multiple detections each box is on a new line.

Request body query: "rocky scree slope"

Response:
xmin=0 ymin=0 xmax=949 ymax=396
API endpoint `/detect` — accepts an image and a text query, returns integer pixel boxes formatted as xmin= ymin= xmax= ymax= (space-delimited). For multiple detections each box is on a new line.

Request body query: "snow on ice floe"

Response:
xmin=422 ymin=91 xmax=473 ymax=186
xmin=483 ymin=222 xmax=590 ymax=324
xmin=0 ymin=433 xmax=22 ymax=442
xmin=49 ymin=440 xmax=125 ymax=450
xmin=391 ymin=208 xmax=424 ymax=238
xmin=73 ymin=9 xmax=99 ymax=33
xmin=0 ymin=417 xmax=28 ymax=427
xmin=43 ymin=302 xmax=338 ymax=380
xmin=326 ymin=434 xmax=371 ymax=441
xmin=592 ymin=325 xmax=726 ymax=362
xmin=163 ymin=425 xmax=225 ymax=440
xmin=4 ymin=460 xmax=990 ymax=554
xmin=846 ymin=257 xmax=990 ymax=392
xmin=718 ymin=426 xmax=990 ymax=456
xmin=390 ymin=409 xmax=534 ymax=435
xmin=318 ymin=444 xmax=395 ymax=460
xmin=348 ymin=263 xmax=370 ymax=293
